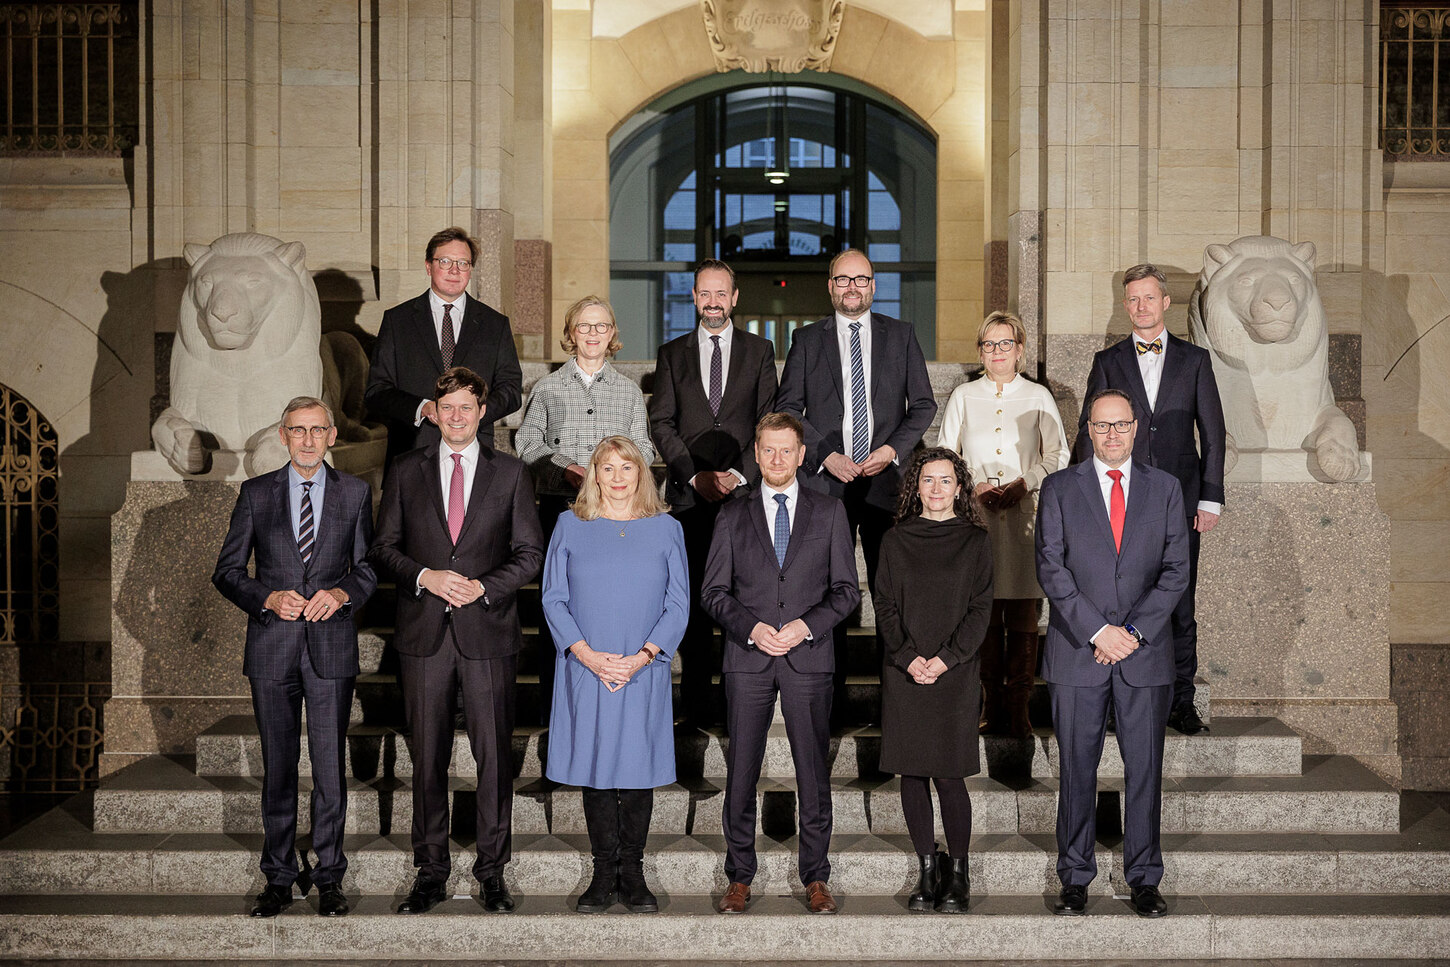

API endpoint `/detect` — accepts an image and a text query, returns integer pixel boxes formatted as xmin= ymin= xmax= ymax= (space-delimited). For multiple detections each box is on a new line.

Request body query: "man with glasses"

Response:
xmin=776 ymin=249 xmax=936 ymax=721
xmin=649 ymin=259 xmax=778 ymax=724
xmin=1037 ymin=388 xmax=1189 ymax=918
xmin=1073 ymin=263 xmax=1226 ymax=735
xmin=367 ymin=226 xmax=523 ymax=468
xmin=213 ymin=396 xmax=378 ymax=918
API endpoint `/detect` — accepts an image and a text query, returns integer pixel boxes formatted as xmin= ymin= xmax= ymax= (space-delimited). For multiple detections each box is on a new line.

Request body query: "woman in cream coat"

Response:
xmin=936 ymin=311 xmax=1069 ymax=736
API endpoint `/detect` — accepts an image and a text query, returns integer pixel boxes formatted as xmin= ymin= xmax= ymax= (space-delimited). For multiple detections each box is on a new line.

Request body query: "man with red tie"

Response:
xmin=1036 ymin=388 xmax=1189 ymax=918
xmin=371 ymin=367 xmax=544 ymax=915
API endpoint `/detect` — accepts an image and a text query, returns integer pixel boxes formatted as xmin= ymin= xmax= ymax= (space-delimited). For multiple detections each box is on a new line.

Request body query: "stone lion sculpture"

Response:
xmin=152 ymin=233 xmax=322 ymax=476
xmin=1187 ymin=235 xmax=1361 ymax=482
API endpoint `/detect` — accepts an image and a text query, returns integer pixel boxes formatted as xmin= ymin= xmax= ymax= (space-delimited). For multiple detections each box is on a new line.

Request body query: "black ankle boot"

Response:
xmin=575 ymin=861 xmax=617 ymax=913
xmin=908 ymin=850 xmax=942 ymax=911
xmin=935 ymin=856 xmax=970 ymax=913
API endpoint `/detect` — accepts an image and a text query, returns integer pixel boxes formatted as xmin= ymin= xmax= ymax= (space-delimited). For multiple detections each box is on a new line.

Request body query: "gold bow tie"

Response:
xmin=1136 ymin=339 xmax=1163 ymax=355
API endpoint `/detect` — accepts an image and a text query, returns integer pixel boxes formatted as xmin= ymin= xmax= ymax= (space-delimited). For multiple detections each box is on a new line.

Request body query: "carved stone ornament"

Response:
xmin=701 ymin=0 xmax=845 ymax=73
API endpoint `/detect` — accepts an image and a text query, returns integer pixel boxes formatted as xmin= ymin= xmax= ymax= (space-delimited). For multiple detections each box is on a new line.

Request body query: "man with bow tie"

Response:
xmin=1073 ymin=264 xmax=1226 ymax=735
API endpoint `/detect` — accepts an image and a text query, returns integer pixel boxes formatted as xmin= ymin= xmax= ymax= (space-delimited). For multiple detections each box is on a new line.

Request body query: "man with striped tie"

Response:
xmin=213 ymin=395 xmax=378 ymax=918
xmin=775 ymin=249 xmax=937 ymax=720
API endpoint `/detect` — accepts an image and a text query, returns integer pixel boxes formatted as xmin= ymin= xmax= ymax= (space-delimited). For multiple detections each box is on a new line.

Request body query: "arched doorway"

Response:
xmin=608 ymin=73 xmax=937 ymax=359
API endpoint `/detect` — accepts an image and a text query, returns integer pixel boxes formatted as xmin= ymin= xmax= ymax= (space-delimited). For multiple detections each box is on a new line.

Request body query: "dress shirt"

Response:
xmin=1131 ymin=329 xmax=1222 ymax=518
xmin=287 ymin=463 xmax=327 ymax=544
xmin=412 ymin=290 xmax=469 ymax=426
xmin=416 ymin=437 xmax=482 ymax=595
xmin=573 ymin=357 xmax=598 ymax=387
xmin=834 ymin=310 xmax=874 ymax=456
xmin=760 ymin=477 xmax=801 ymax=546
xmin=1088 ymin=455 xmax=1132 ymax=646
xmin=696 ymin=322 xmax=734 ymax=400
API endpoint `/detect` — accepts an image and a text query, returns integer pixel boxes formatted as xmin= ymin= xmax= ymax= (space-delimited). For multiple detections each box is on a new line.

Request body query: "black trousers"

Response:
xmin=249 ymin=646 xmax=354 ymax=888
xmin=1172 ymin=524 xmax=1202 ymax=708
xmin=674 ymin=501 xmax=727 ymax=721
xmin=535 ymin=493 xmax=573 ymax=724
xmin=831 ymin=477 xmax=891 ymax=713
xmin=398 ymin=637 xmax=516 ymax=882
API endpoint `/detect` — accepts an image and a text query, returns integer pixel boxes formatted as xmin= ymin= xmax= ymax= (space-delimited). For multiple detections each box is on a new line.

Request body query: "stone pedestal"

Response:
xmin=1197 ymin=479 xmax=1398 ymax=782
xmin=101 ymin=478 xmax=250 ymax=775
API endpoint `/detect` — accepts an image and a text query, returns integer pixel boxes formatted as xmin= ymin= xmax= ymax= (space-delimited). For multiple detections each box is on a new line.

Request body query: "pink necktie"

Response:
xmin=448 ymin=452 xmax=465 ymax=543
xmin=1107 ymin=469 xmax=1125 ymax=552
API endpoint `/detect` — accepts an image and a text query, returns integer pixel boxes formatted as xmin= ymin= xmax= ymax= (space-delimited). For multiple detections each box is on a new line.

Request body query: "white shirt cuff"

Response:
xmin=413 ymin=400 xmax=427 ymax=427
xmin=1197 ymin=500 xmax=1223 ymax=516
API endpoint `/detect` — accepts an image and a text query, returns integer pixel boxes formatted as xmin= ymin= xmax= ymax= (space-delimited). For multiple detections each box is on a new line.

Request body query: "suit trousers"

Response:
xmin=831 ymin=476 xmax=891 ymax=714
xmin=675 ymin=500 xmax=726 ymax=720
xmin=398 ymin=635 xmax=516 ymax=882
xmin=1049 ymin=669 xmax=1171 ymax=889
xmin=249 ymin=645 xmax=354 ymax=888
xmin=1172 ymin=525 xmax=1202 ymax=708
xmin=723 ymin=662 xmax=833 ymax=886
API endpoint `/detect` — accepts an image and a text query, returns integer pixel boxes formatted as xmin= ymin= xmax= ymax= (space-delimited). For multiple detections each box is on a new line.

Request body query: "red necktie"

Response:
xmin=448 ymin=452 xmax=465 ymax=544
xmin=1107 ymin=469 xmax=1125 ymax=552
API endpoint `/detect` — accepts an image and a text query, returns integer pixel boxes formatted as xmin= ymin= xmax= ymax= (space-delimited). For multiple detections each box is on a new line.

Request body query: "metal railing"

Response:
xmin=1381 ymin=4 xmax=1450 ymax=159
xmin=0 ymin=681 xmax=108 ymax=792
xmin=0 ymin=2 xmax=138 ymax=154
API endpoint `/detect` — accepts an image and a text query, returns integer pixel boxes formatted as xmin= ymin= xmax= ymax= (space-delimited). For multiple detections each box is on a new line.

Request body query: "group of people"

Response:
xmin=212 ymin=225 xmax=1225 ymax=923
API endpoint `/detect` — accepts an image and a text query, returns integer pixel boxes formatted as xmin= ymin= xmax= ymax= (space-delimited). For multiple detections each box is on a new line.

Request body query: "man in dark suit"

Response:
xmin=649 ymin=259 xmax=778 ymax=722
xmin=702 ymin=412 xmax=861 ymax=915
xmin=213 ymin=395 xmax=378 ymax=919
xmin=366 ymin=226 xmax=524 ymax=467
xmin=1074 ymin=263 xmax=1226 ymax=735
xmin=775 ymin=248 xmax=937 ymax=714
xmin=370 ymin=367 xmax=544 ymax=915
xmin=1037 ymin=388 xmax=1190 ymax=918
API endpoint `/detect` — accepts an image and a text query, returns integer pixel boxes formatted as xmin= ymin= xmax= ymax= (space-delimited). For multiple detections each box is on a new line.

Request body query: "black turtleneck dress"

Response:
xmin=875 ymin=514 xmax=995 ymax=778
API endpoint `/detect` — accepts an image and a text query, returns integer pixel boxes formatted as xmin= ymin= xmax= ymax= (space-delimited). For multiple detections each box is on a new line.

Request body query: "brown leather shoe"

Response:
xmin=805 ymin=880 xmax=837 ymax=914
xmin=718 ymin=882 xmax=750 ymax=914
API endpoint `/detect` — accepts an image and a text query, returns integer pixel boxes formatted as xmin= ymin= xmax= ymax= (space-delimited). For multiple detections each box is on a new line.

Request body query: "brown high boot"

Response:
xmin=978 ymin=624 xmax=1005 ymax=734
xmin=1004 ymin=630 xmax=1041 ymax=738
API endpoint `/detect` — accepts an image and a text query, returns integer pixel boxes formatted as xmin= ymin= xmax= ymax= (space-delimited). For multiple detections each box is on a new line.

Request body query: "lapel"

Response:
xmin=1116 ymin=461 xmax=1150 ymax=559
xmin=418 ymin=444 xmax=450 ymax=538
xmin=1073 ymin=460 xmax=1119 ymax=555
xmin=455 ymin=444 xmax=499 ymax=546
xmin=868 ymin=313 xmax=889 ymax=411
xmin=748 ymin=488 xmax=779 ymax=568
xmin=819 ymin=317 xmax=845 ymax=404
xmin=1112 ymin=337 xmax=1154 ymax=419
xmin=270 ymin=466 xmax=305 ymax=568
xmin=677 ymin=330 xmax=712 ymax=412
xmin=1158 ymin=332 xmax=1188 ymax=409
xmin=781 ymin=486 xmax=814 ymax=571
xmin=453 ymin=293 xmax=482 ymax=361
xmin=412 ymin=293 xmax=446 ymax=372
xmin=721 ymin=327 xmax=751 ymax=410
xmin=314 ymin=463 xmax=347 ymax=567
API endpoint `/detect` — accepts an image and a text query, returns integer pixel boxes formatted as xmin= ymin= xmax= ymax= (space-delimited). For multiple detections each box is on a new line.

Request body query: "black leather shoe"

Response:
xmin=481 ymin=874 xmax=515 ymax=912
xmin=1054 ymin=884 xmax=1088 ymax=916
xmin=1168 ymin=704 xmax=1208 ymax=735
xmin=1130 ymin=884 xmax=1168 ymax=918
xmin=396 ymin=875 xmax=447 ymax=914
xmin=317 ymin=882 xmax=349 ymax=917
xmin=250 ymin=884 xmax=293 ymax=918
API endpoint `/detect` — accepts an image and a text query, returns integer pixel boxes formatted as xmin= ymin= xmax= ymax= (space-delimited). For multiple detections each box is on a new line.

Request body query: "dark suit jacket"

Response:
xmin=365 ymin=292 xmax=524 ymax=463
xmin=370 ymin=442 xmax=544 ymax=660
xmin=212 ymin=463 xmax=378 ymax=680
xmin=701 ymin=485 xmax=861 ymax=675
xmin=775 ymin=312 xmax=937 ymax=510
xmin=1034 ymin=459 xmax=1190 ymax=688
xmin=648 ymin=327 xmax=778 ymax=509
xmin=1074 ymin=332 xmax=1227 ymax=513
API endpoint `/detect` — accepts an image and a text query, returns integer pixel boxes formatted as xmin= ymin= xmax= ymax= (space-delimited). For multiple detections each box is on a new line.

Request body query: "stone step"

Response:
xmin=1 ymin=892 xmax=1446 ymax=961
xmin=92 ymin=753 xmax=1397 ymax=837
xmin=193 ymin=715 xmax=1299 ymax=781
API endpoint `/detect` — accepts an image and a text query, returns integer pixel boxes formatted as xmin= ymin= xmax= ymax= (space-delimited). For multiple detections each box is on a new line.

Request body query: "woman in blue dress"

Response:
xmin=541 ymin=435 xmax=688 ymax=914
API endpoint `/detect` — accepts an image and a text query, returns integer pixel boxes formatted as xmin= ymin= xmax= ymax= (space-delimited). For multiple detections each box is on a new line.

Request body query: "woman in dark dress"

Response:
xmin=875 ymin=446 xmax=994 ymax=913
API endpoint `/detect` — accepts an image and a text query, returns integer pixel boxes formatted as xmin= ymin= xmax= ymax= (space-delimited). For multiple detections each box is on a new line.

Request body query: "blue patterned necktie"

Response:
xmin=849 ymin=321 xmax=869 ymax=463
xmin=773 ymin=493 xmax=790 ymax=567
xmin=297 ymin=481 xmax=315 ymax=566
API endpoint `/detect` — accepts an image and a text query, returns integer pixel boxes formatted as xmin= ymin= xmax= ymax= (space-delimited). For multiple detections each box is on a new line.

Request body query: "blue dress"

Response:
xmin=541 ymin=511 xmax=689 ymax=788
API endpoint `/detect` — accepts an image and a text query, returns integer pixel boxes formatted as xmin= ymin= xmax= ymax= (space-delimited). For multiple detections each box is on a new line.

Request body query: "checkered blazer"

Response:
xmin=514 ymin=361 xmax=656 ymax=495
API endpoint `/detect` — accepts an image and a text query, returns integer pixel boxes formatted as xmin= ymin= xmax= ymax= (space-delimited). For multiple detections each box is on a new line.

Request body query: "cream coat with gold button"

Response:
xmin=937 ymin=374 xmax=1069 ymax=598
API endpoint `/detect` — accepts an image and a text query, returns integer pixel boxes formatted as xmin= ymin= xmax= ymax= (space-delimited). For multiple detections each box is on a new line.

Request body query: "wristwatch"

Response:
xmin=1124 ymin=624 xmax=1145 ymax=644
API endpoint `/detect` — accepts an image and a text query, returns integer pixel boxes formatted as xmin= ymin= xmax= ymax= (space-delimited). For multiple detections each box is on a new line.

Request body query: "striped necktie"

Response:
xmin=849 ymin=321 xmax=870 ymax=463
xmin=298 ymin=481 xmax=315 ymax=565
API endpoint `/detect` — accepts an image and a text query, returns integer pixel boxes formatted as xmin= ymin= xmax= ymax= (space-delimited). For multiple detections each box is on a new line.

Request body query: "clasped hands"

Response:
xmin=905 ymin=654 xmax=949 ymax=685
xmin=823 ymin=446 xmax=896 ymax=484
xmin=420 ymin=569 xmax=485 ymax=609
xmin=266 ymin=587 xmax=347 ymax=622
xmin=570 ymin=640 xmax=654 ymax=692
xmin=692 ymin=470 xmax=742 ymax=502
xmin=749 ymin=619 xmax=811 ymax=656
xmin=1093 ymin=625 xmax=1141 ymax=665
xmin=975 ymin=477 xmax=1027 ymax=512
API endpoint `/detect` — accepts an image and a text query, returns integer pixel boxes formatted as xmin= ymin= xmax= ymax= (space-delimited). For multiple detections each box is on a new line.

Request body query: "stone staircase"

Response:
xmin=2 ymin=361 xmax=1449 ymax=959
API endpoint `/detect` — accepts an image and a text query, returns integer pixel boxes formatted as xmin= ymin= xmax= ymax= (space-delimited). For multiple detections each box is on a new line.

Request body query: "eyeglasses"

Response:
xmin=830 ymin=274 xmax=873 ymax=288
xmin=1087 ymin=420 xmax=1136 ymax=434
xmin=573 ymin=322 xmax=615 ymax=334
xmin=431 ymin=257 xmax=473 ymax=272
xmin=980 ymin=339 xmax=1017 ymax=352
xmin=283 ymin=425 xmax=332 ymax=439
